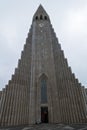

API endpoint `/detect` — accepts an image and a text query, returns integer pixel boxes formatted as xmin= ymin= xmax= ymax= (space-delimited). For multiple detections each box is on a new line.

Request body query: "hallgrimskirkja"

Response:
xmin=0 ymin=5 xmax=87 ymax=126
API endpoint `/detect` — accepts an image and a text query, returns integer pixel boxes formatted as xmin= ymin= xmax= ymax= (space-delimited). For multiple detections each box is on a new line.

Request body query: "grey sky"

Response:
xmin=0 ymin=0 xmax=87 ymax=90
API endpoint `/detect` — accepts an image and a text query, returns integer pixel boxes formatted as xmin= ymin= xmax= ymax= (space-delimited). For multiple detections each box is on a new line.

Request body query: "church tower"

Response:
xmin=0 ymin=5 xmax=87 ymax=126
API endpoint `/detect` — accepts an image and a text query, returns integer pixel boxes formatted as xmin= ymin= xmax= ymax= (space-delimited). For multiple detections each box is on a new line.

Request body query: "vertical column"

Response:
xmin=48 ymin=80 xmax=54 ymax=123
xmin=0 ymin=89 xmax=6 ymax=126
xmin=71 ymin=74 xmax=81 ymax=122
xmin=29 ymin=22 xmax=36 ymax=124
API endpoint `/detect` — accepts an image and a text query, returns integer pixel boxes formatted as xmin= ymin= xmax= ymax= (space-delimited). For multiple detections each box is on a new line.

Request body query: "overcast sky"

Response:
xmin=0 ymin=0 xmax=87 ymax=90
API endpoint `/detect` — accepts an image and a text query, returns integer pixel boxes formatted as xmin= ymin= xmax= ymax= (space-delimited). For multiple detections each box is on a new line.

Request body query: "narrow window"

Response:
xmin=41 ymin=76 xmax=47 ymax=103
xmin=36 ymin=16 xmax=38 ymax=20
xmin=44 ymin=16 xmax=47 ymax=20
xmin=40 ymin=15 xmax=43 ymax=20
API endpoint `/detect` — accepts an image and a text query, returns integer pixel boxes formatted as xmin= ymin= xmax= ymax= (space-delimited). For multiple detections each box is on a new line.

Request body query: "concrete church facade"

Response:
xmin=0 ymin=5 xmax=87 ymax=126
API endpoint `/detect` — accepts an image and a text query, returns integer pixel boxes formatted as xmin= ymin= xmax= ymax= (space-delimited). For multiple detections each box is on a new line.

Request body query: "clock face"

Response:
xmin=39 ymin=23 xmax=44 ymax=27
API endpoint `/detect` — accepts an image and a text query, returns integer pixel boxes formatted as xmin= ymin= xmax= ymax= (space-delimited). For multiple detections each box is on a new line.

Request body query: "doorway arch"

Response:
xmin=41 ymin=107 xmax=48 ymax=123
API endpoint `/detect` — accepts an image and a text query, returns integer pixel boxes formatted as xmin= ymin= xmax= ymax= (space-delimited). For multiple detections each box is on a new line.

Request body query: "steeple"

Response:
xmin=33 ymin=4 xmax=50 ymax=21
xmin=0 ymin=4 xmax=87 ymax=127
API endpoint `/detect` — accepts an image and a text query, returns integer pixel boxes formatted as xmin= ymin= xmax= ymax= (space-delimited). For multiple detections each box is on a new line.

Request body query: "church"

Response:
xmin=0 ymin=5 xmax=87 ymax=126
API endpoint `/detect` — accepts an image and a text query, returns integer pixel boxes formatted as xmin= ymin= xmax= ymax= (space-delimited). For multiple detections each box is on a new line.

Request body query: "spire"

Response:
xmin=33 ymin=4 xmax=50 ymax=21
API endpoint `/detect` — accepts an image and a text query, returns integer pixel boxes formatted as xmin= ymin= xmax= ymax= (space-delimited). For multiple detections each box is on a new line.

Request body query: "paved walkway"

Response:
xmin=0 ymin=123 xmax=87 ymax=130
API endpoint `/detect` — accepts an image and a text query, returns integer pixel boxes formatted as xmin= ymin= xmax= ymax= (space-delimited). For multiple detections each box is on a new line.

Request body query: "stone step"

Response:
xmin=0 ymin=124 xmax=87 ymax=130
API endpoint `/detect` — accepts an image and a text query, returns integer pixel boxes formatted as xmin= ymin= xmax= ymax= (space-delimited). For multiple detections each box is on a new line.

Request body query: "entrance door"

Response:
xmin=41 ymin=107 xmax=48 ymax=123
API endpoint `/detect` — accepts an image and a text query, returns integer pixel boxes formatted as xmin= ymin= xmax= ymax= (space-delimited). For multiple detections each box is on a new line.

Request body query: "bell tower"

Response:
xmin=0 ymin=5 xmax=87 ymax=126
xmin=29 ymin=4 xmax=61 ymax=124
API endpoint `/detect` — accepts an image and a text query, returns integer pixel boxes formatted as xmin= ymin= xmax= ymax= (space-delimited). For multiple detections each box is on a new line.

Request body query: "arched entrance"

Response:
xmin=41 ymin=107 xmax=48 ymax=123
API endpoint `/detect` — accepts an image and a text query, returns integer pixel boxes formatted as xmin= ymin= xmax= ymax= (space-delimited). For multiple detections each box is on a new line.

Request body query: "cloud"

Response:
xmin=66 ymin=7 xmax=87 ymax=34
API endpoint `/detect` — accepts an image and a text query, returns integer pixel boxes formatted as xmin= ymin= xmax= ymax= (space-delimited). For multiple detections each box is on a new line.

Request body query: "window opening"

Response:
xmin=40 ymin=15 xmax=43 ymax=20
xmin=44 ymin=16 xmax=47 ymax=20
xmin=36 ymin=16 xmax=38 ymax=20
xmin=41 ymin=76 xmax=47 ymax=103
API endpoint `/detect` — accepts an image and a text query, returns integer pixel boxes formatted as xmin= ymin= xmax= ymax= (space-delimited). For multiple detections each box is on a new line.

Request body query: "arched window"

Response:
xmin=40 ymin=74 xmax=47 ymax=103
xmin=35 ymin=16 xmax=38 ymax=20
xmin=40 ymin=15 xmax=43 ymax=20
xmin=44 ymin=16 xmax=47 ymax=20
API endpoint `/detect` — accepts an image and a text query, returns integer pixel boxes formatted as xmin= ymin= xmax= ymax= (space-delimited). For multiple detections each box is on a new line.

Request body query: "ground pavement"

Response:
xmin=0 ymin=123 xmax=87 ymax=130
